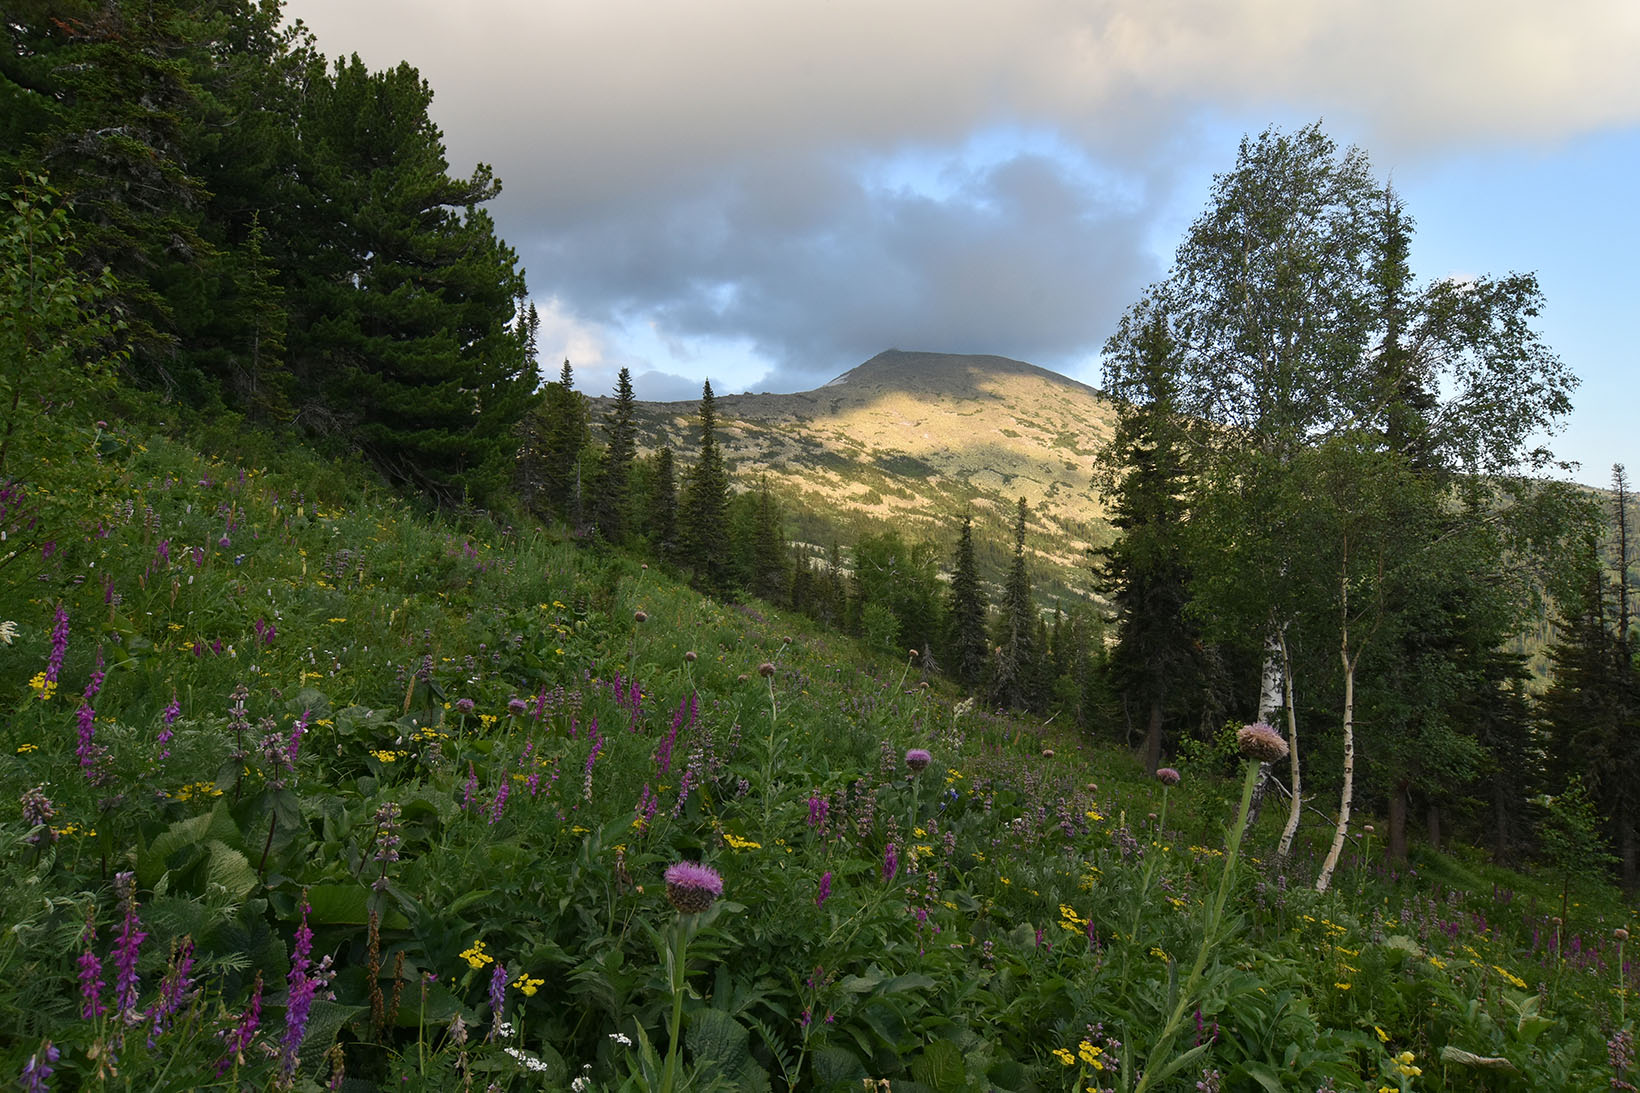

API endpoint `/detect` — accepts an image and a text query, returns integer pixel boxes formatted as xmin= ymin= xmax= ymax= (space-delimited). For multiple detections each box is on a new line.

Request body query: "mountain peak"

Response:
xmin=819 ymin=349 xmax=1099 ymax=399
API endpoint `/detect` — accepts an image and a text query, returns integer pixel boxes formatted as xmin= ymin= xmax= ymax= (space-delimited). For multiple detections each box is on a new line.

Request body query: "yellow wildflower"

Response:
xmin=459 ymin=940 xmax=494 ymax=969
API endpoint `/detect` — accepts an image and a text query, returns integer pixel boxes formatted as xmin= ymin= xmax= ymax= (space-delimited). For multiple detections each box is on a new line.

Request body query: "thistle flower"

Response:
xmin=1236 ymin=722 xmax=1288 ymax=763
xmin=1156 ymin=768 xmax=1181 ymax=786
xmin=507 ymin=696 xmax=528 ymax=716
xmin=684 ymin=650 xmax=697 ymax=663
xmin=664 ymin=860 xmax=723 ymax=914
xmin=633 ymin=610 xmax=648 ymax=623
xmin=454 ymin=698 xmax=475 ymax=715
xmin=905 ymin=748 xmax=932 ymax=773
xmin=758 ymin=662 xmax=776 ymax=678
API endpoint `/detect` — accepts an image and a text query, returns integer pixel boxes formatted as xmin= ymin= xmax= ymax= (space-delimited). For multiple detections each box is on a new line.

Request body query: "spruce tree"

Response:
xmin=991 ymin=497 xmax=1038 ymax=710
xmin=594 ymin=367 xmax=636 ymax=543
xmin=647 ymin=446 xmax=678 ymax=556
xmin=538 ymin=359 xmax=589 ymax=524
xmin=946 ymin=513 xmax=990 ymax=687
xmin=746 ymin=479 xmax=789 ymax=603
xmin=680 ymin=381 xmax=732 ymax=592
xmin=1094 ymin=305 xmax=1200 ymax=771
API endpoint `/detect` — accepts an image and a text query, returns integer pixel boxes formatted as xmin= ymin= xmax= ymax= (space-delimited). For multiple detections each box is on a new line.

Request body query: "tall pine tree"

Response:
xmin=594 ymin=367 xmax=637 ymax=543
xmin=946 ymin=513 xmax=990 ymax=687
xmin=991 ymin=497 xmax=1038 ymax=711
xmin=680 ymin=381 xmax=731 ymax=592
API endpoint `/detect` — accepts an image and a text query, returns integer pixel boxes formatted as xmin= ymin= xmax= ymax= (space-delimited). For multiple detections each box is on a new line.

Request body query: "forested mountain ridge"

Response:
xmin=592 ymin=350 xmax=1122 ymax=610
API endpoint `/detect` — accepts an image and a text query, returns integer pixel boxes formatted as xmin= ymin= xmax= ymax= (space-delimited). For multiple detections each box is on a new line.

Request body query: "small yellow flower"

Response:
xmin=16 ymin=743 xmax=38 ymax=753
xmin=1374 ymin=1025 xmax=1389 ymax=1043
xmin=512 ymin=974 xmax=544 ymax=997
xmin=722 ymin=832 xmax=763 ymax=851
xmin=459 ymin=940 xmax=494 ymax=969
xmin=1077 ymin=1041 xmax=1101 ymax=1065
xmin=1051 ymin=1047 xmax=1075 ymax=1066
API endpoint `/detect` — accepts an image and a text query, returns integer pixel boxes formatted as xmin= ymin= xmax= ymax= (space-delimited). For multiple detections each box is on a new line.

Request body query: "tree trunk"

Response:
xmin=1246 ymin=628 xmax=1286 ymax=826
xmin=1492 ymin=781 xmax=1511 ymax=864
xmin=1426 ymin=803 xmax=1441 ymax=852
xmin=1388 ymin=780 xmax=1409 ymax=862
xmin=1141 ymin=700 xmax=1163 ymax=775
xmin=1276 ymin=634 xmax=1303 ymax=863
xmin=1315 ymin=647 xmax=1357 ymax=893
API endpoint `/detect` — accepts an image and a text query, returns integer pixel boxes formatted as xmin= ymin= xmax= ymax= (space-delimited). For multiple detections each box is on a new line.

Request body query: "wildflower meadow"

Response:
xmin=2 ymin=424 xmax=1635 ymax=1091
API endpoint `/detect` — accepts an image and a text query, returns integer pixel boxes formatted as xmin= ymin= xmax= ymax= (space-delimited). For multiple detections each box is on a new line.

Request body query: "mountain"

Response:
xmin=604 ymin=350 xmax=1123 ymax=610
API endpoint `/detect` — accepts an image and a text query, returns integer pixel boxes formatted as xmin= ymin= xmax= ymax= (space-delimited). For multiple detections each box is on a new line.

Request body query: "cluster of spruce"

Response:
xmin=4 ymin=0 xmax=536 ymax=505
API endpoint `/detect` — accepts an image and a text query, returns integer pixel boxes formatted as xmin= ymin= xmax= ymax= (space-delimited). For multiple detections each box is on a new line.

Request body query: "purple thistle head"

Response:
xmin=1237 ymin=722 xmax=1289 ymax=763
xmin=905 ymin=749 xmax=932 ymax=774
xmin=507 ymin=696 xmax=529 ymax=716
xmin=1156 ymin=767 xmax=1181 ymax=786
xmin=454 ymin=697 xmax=476 ymax=715
xmin=664 ymin=860 xmax=724 ymax=914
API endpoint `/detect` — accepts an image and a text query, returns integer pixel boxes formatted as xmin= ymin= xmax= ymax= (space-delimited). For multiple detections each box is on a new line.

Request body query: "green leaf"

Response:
xmin=911 ymin=1038 xmax=966 ymax=1092
xmin=205 ymin=840 xmax=257 ymax=901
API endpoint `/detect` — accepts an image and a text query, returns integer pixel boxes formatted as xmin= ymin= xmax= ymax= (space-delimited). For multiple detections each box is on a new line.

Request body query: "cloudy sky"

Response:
xmin=281 ymin=0 xmax=1639 ymax=484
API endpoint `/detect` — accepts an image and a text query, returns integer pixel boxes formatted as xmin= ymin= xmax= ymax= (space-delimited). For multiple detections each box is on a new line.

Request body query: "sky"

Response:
xmin=280 ymin=0 xmax=1640 ymax=486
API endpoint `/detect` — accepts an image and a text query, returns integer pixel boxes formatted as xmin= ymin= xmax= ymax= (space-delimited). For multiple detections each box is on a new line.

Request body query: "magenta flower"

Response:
xmin=111 ymin=873 xmax=147 ymax=1017
xmin=664 ymin=861 xmax=723 ymax=914
xmin=18 ymin=1041 xmax=59 ymax=1093
xmin=905 ymin=749 xmax=932 ymax=773
xmin=1156 ymin=768 xmax=1181 ymax=786
xmin=77 ymin=929 xmax=105 ymax=1020
xmin=281 ymin=902 xmax=317 ymax=1077
xmin=45 ymin=604 xmax=68 ymax=684
xmin=883 ymin=842 xmax=899 ymax=882
xmin=816 ymin=871 xmax=832 ymax=909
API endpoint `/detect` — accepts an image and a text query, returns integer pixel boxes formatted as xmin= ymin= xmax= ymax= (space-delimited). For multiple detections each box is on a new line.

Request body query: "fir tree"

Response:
xmin=594 ymin=367 xmax=637 ymax=543
xmin=946 ymin=513 xmax=990 ymax=687
xmin=680 ymin=381 xmax=732 ymax=592
xmin=746 ymin=478 xmax=789 ymax=603
xmin=647 ymin=446 xmax=678 ymax=557
xmin=991 ymin=497 xmax=1038 ymax=710
xmin=1094 ymin=305 xmax=1200 ymax=771
xmin=537 ymin=359 xmax=589 ymax=524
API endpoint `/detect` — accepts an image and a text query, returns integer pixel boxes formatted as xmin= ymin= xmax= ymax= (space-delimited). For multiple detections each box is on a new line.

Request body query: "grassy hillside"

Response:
xmin=1 ymin=420 xmax=1634 ymax=1092
xmin=602 ymin=350 xmax=1122 ymax=611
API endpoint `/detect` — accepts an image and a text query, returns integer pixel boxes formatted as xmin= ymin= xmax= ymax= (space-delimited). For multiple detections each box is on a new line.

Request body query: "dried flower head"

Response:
xmin=758 ymin=662 xmax=776 ymax=678
xmin=905 ymin=748 xmax=932 ymax=773
xmin=633 ymin=610 xmax=648 ymax=623
xmin=664 ymin=861 xmax=723 ymax=914
xmin=1155 ymin=768 xmax=1181 ymax=786
xmin=1617 ymin=927 xmax=1631 ymax=942
xmin=1236 ymin=722 xmax=1288 ymax=763
xmin=1041 ymin=748 xmax=1055 ymax=759
xmin=684 ymin=651 xmax=697 ymax=663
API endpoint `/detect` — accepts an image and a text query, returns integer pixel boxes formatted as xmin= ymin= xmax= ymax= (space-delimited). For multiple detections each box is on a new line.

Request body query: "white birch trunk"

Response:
xmin=1275 ymin=633 xmax=1303 ymax=861
xmin=1246 ymin=627 xmax=1287 ymax=826
xmin=1316 ymin=642 xmax=1358 ymax=893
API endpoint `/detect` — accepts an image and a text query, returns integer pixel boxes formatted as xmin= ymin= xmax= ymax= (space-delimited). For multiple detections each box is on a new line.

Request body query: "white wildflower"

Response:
xmin=0 ymin=620 xmax=17 ymax=645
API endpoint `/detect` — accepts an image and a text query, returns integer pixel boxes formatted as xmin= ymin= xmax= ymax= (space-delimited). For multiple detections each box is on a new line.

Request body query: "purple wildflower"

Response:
xmin=905 ymin=748 xmax=932 ymax=773
xmin=883 ymin=842 xmax=899 ymax=882
xmin=816 ymin=871 xmax=832 ymax=909
xmin=488 ymin=961 xmax=507 ymax=1028
xmin=146 ymin=936 xmax=196 ymax=1046
xmin=45 ymin=605 xmax=69 ymax=683
xmin=490 ymin=780 xmax=510 ymax=824
xmin=664 ymin=861 xmax=724 ymax=914
xmin=21 ymin=786 xmax=55 ymax=844
xmin=507 ymin=696 xmax=529 ymax=717
xmin=111 ymin=872 xmax=147 ymax=1017
xmin=287 ymin=709 xmax=310 ymax=764
xmin=454 ymin=697 xmax=476 ymax=715
xmin=281 ymin=901 xmax=316 ymax=1077
xmin=1237 ymin=722 xmax=1288 ymax=763
xmin=462 ymin=763 xmax=478 ymax=811
xmin=635 ymin=784 xmax=657 ymax=833
xmin=78 ymin=925 xmax=105 ymax=1020
xmin=1156 ymin=767 xmax=1181 ymax=786
xmin=216 ymin=971 xmax=263 ymax=1075
xmin=807 ymin=794 xmax=829 ymax=830
xmin=18 ymin=1041 xmax=59 ymax=1093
